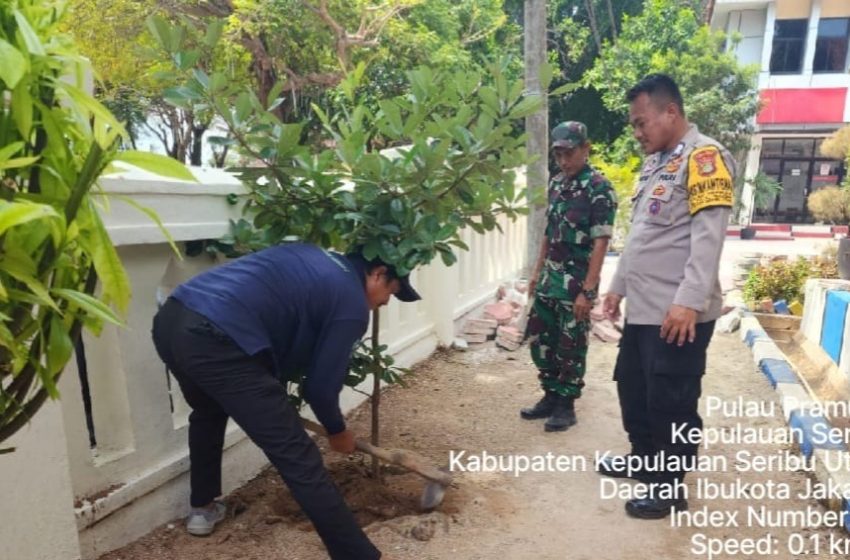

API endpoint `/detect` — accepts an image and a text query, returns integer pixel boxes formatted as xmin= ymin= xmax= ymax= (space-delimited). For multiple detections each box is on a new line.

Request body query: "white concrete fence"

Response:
xmin=0 ymin=167 xmax=528 ymax=560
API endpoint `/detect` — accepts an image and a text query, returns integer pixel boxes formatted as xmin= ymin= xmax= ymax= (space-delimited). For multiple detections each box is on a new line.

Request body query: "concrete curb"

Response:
xmin=739 ymin=311 xmax=850 ymax=532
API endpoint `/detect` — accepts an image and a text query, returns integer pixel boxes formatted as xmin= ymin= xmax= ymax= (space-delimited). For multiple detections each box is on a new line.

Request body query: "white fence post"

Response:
xmin=428 ymin=258 xmax=461 ymax=346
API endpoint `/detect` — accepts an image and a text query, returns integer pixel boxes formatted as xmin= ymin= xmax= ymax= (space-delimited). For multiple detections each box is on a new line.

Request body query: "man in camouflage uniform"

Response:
xmin=520 ymin=121 xmax=617 ymax=432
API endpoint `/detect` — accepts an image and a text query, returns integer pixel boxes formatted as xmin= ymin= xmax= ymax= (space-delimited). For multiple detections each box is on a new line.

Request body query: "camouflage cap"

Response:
xmin=551 ymin=121 xmax=588 ymax=150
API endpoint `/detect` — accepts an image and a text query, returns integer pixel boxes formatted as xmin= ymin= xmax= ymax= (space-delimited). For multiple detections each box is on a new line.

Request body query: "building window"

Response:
xmin=770 ymin=19 xmax=808 ymax=73
xmin=814 ymin=18 xmax=850 ymax=73
xmin=783 ymin=138 xmax=814 ymax=157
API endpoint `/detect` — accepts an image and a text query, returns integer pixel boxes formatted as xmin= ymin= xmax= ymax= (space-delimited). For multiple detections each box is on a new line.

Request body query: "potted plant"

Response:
xmin=809 ymin=185 xmax=850 ymax=279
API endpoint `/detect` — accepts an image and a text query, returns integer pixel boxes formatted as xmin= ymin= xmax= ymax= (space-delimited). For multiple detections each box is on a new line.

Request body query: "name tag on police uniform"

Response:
xmin=687 ymin=146 xmax=733 ymax=215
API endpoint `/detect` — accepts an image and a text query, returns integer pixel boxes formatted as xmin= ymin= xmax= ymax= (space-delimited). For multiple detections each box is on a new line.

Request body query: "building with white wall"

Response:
xmin=713 ymin=0 xmax=850 ymax=224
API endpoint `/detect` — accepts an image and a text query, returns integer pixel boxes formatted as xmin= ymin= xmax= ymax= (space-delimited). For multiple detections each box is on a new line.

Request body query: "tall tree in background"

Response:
xmin=585 ymin=0 xmax=758 ymax=159
xmin=64 ymin=0 xmax=251 ymax=165
xmin=506 ymin=0 xmax=644 ymax=146
xmin=67 ymin=0 xmax=519 ymax=165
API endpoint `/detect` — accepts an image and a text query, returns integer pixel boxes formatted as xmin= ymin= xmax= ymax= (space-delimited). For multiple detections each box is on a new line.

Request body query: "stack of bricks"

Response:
xmin=458 ymin=279 xmax=625 ymax=350
xmin=463 ymin=317 xmax=498 ymax=344
xmin=483 ymin=301 xmax=514 ymax=325
xmin=495 ymin=325 xmax=524 ymax=351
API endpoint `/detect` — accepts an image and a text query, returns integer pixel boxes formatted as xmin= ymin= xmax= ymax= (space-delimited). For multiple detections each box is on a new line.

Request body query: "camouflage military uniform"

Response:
xmin=527 ymin=164 xmax=617 ymax=398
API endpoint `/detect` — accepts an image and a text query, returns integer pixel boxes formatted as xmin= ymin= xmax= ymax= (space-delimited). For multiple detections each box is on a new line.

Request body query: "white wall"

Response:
xmin=725 ymin=9 xmax=768 ymax=67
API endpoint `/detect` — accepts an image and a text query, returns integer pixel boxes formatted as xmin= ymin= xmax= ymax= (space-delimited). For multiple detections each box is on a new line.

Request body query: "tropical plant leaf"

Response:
xmin=0 ymin=38 xmax=26 ymax=88
xmin=52 ymin=288 xmax=122 ymax=327
xmin=0 ymin=200 xmax=60 ymax=236
xmin=114 ymin=150 xmax=196 ymax=182
xmin=110 ymin=194 xmax=182 ymax=257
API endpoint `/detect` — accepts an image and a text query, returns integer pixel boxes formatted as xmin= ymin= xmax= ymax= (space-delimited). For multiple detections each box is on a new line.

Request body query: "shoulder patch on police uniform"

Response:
xmin=687 ymin=145 xmax=733 ymax=215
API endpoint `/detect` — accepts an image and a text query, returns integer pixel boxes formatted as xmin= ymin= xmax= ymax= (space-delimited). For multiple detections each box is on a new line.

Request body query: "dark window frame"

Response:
xmin=770 ymin=18 xmax=809 ymax=74
xmin=813 ymin=17 xmax=850 ymax=74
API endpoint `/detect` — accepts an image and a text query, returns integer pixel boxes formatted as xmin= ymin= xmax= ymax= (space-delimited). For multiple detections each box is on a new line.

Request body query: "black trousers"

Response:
xmin=152 ymin=298 xmax=380 ymax=560
xmin=613 ymin=321 xmax=714 ymax=483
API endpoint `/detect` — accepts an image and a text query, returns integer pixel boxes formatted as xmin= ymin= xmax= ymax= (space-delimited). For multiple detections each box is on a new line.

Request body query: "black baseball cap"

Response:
xmin=344 ymin=250 xmax=421 ymax=302
xmin=394 ymin=274 xmax=421 ymax=302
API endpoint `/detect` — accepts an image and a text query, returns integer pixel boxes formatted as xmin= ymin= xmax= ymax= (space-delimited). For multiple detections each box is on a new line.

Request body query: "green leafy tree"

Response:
xmin=64 ymin=0 xmax=251 ymax=165
xmin=68 ymin=0 xmax=519 ymax=167
xmin=590 ymin=154 xmax=640 ymax=248
xmin=585 ymin=0 xmax=759 ymax=158
xmin=821 ymin=125 xmax=850 ymax=187
xmin=0 ymin=0 xmax=193 ymax=450
xmin=503 ymin=0 xmax=646 ymax=144
xmin=807 ymin=186 xmax=850 ymax=224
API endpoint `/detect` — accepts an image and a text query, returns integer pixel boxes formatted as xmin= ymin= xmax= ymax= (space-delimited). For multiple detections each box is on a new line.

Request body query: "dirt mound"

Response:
xmin=263 ymin=460 xmax=426 ymax=529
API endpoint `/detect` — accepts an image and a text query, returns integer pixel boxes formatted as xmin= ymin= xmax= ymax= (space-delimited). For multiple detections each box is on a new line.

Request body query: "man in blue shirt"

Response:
xmin=152 ymin=243 xmax=420 ymax=559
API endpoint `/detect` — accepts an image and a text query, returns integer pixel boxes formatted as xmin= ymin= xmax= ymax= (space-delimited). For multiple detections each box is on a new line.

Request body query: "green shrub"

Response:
xmin=743 ymin=257 xmax=838 ymax=304
xmin=590 ymin=154 xmax=640 ymax=250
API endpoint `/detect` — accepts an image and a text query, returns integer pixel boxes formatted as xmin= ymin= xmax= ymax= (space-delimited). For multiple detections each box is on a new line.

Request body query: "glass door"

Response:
xmin=777 ymin=160 xmax=810 ymax=223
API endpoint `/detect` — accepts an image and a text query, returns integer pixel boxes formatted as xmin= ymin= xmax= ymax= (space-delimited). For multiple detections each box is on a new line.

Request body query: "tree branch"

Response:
xmin=301 ymin=0 xmax=412 ymax=70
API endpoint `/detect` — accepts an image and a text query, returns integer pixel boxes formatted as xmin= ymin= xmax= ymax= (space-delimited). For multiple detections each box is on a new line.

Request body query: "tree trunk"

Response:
xmin=523 ymin=0 xmax=549 ymax=274
xmin=605 ymin=0 xmax=618 ymax=43
xmin=584 ymin=0 xmax=602 ymax=51
xmin=212 ymin=144 xmax=230 ymax=168
xmin=703 ymin=0 xmax=716 ymax=24
xmin=190 ymin=122 xmax=209 ymax=166
xmin=242 ymin=34 xmax=283 ymax=120
xmin=370 ymin=309 xmax=381 ymax=480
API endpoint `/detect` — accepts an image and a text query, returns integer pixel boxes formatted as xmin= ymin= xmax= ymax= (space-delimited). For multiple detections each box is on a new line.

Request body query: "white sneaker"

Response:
xmin=186 ymin=502 xmax=227 ymax=536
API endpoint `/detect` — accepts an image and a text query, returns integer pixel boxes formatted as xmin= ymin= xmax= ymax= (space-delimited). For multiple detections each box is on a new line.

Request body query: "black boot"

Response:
xmin=544 ymin=395 xmax=577 ymax=432
xmin=597 ymin=454 xmax=661 ymax=483
xmin=520 ymin=392 xmax=556 ymax=420
xmin=626 ymin=496 xmax=688 ymax=519
xmin=625 ymin=476 xmax=688 ymax=519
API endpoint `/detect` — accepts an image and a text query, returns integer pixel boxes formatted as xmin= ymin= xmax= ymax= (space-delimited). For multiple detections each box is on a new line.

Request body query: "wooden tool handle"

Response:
xmin=301 ymin=417 xmax=452 ymax=486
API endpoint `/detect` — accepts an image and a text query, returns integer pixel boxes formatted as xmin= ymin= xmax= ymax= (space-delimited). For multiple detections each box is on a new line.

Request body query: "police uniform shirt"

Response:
xmin=609 ymin=125 xmax=735 ymax=325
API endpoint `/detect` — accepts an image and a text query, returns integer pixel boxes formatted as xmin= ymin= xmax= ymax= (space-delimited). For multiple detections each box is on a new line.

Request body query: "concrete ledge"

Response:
xmin=740 ymin=316 xmax=762 ymax=342
xmin=752 ymin=339 xmax=787 ymax=364
xmin=77 ymin=435 xmax=267 ymax=559
xmin=813 ymin=449 xmax=850 ymax=512
xmin=776 ymin=382 xmax=815 ymax=420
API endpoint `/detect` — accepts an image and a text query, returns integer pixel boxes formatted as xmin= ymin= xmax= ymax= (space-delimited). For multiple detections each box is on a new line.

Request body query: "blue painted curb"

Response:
xmin=758 ymin=358 xmax=799 ymax=387
xmin=789 ymin=410 xmax=846 ymax=457
xmin=744 ymin=328 xmax=769 ymax=347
